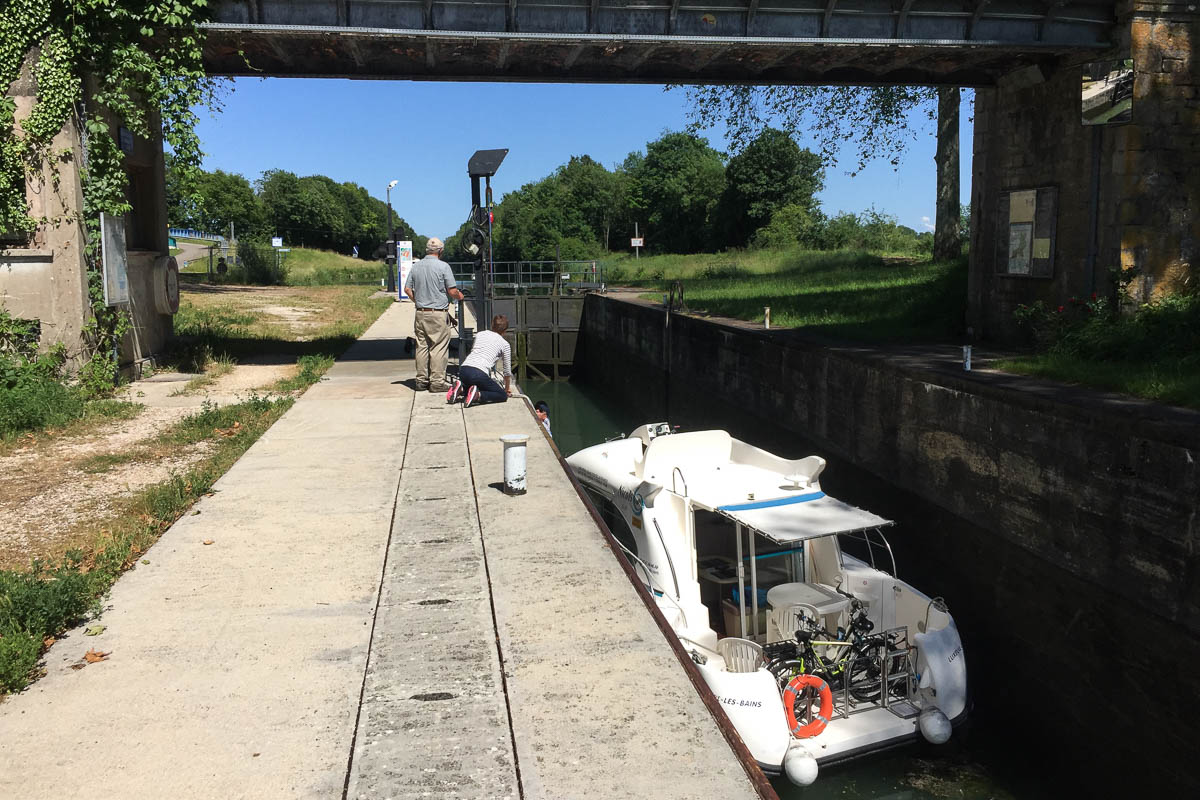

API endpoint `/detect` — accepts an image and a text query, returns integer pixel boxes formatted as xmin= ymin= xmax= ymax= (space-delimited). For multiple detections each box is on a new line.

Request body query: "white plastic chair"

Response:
xmin=768 ymin=603 xmax=822 ymax=642
xmin=716 ymin=637 xmax=765 ymax=673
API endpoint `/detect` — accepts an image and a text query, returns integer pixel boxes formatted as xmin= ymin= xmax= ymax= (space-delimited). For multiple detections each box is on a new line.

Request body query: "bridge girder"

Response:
xmin=205 ymin=0 xmax=1119 ymax=86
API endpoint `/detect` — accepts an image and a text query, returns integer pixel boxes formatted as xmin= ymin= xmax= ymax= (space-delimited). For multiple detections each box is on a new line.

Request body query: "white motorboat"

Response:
xmin=566 ymin=424 xmax=968 ymax=786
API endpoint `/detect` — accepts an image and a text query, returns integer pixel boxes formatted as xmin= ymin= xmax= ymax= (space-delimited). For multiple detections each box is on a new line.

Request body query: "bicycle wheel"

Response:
xmin=847 ymin=642 xmax=884 ymax=702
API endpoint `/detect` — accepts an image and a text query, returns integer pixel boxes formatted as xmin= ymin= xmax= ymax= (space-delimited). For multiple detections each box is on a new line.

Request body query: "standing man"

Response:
xmin=404 ymin=237 xmax=463 ymax=393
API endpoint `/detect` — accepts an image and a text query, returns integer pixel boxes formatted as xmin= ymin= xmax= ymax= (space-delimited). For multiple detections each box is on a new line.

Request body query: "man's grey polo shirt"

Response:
xmin=405 ymin=256 xmax=457 ymax=309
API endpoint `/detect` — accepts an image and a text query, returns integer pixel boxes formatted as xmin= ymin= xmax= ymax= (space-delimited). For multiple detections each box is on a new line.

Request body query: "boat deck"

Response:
xmin=0 ymin=301 xmax=766 ymax=800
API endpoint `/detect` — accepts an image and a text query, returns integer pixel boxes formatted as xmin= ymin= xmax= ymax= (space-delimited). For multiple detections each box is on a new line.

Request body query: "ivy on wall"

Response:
xmin=0 ymin=1 xmax=222 ymax=389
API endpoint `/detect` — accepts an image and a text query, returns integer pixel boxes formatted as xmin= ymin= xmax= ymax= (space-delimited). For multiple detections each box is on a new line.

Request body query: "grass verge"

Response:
xmin=615 ymin=250 xmax=968 ymax=342
xmin=0 ymin=394 xmax=293 ymax=694
xmin=993 ymin=353 xmax=1200 ymax=410
xmin=283 ymin=247 xmax=386 ymax=286
xmin=167 ymin=285 xmax=390 ymax=391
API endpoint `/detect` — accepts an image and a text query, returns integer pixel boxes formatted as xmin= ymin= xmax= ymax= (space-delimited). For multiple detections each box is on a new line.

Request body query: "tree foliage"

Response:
xmin=677 ymin=84 xmax=937 ymax=175
xmin=637 ymin=131 xmax=726 ymax=254
xmin=718 ymin=127 xmax=824 ymax=247
xmin=165 ymin=162 xmax=422 ymax=259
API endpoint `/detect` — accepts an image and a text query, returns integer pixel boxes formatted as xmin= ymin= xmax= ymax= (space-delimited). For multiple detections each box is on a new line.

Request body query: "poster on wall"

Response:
xmin=397 ymin=240 xmax=413 ymax=300
xmin=100 ymin=212 xmax=129 ymax=305
xmin=1007 ymin=222 xmax=1033 ymax=275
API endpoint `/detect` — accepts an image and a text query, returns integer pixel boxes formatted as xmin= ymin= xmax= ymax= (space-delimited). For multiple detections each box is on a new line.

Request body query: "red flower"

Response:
xmin=1057 ymin=305 xmax=1065 ymax=312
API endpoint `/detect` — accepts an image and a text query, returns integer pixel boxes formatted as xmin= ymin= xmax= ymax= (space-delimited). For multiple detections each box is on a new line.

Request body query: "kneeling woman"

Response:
xmin=449 ymin=314 xmax=513 ymax=407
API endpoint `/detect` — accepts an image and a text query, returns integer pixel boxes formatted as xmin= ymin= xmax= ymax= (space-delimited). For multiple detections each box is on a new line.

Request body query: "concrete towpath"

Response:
xmin=0 ymin=302 xmax=764 ymax=799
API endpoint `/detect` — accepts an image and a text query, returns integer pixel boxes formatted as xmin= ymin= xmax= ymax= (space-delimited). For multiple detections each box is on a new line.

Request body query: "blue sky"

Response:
xmin=194 ymin=78 xmax=972 ymax=241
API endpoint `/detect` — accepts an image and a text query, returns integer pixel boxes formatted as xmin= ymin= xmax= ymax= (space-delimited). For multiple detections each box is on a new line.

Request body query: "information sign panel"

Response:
xmin=100 ymin=212 xmax=129 ymax=305
xmin=397 ymin=241 xmax=413 ymax=300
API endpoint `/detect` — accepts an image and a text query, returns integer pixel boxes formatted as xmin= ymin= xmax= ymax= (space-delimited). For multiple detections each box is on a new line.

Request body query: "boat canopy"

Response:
xmin=714 ymin=491 xmax=892 ymax=544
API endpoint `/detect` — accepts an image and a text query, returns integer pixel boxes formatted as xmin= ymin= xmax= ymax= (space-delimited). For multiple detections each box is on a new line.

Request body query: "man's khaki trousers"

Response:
xmin=414 ymin=308 xmax=451 ymax=390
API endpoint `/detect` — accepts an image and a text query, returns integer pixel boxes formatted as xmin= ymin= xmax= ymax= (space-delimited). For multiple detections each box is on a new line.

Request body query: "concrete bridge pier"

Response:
xmin=969 ymin=0 xmax=1199 ymax=342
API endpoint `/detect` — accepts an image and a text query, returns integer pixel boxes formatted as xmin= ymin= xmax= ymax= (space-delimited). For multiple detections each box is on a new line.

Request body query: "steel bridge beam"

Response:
xmin=203 ymin=1 xmax=1119 ymax=87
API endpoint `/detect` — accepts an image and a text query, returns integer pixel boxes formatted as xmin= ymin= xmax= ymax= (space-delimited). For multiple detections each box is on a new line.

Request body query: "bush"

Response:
xmin=1015 ymin=292 xmax=1200 ymax=369
xmin=750 ymin=204 xmax=823 ymax=250
xmin=0 ymin=554 xmax=98 ymax=637
xmin=0 ymin=332 xmax=87 ymax=439
xmin=237 ymin=241 xmax=288 ymax=285
xmin=0 ymin=630 xmax=41 ymax=693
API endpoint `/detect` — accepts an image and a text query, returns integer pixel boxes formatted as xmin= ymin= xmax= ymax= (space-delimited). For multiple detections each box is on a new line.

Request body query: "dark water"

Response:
xmin=523 ymin=378 xmax=1059 ymax=800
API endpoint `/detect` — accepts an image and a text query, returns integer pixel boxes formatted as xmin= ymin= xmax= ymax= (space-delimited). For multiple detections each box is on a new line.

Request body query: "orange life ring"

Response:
xmin=783 ymin=674 xmax=833 ymax=738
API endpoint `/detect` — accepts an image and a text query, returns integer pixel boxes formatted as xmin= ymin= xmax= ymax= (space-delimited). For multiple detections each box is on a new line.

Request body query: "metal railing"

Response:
xmin=447 ymin=260 xmax=604 ymax=295
xmin=168 ymin=227 xmax=225 ymax=242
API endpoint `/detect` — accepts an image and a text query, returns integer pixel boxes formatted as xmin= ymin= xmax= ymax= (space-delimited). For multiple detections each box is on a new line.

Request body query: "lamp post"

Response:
xmin=385 ymin=179 xmax=398 ymax=293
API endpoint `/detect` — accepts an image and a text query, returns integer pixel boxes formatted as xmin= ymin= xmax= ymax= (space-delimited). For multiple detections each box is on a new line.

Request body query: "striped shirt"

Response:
xmin=462 ymin=330 xmax=512 ymax=377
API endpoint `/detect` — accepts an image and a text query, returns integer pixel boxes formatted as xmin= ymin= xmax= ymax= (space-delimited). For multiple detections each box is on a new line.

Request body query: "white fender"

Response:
xmin=912 ymin=620 xmax=967 ymax=721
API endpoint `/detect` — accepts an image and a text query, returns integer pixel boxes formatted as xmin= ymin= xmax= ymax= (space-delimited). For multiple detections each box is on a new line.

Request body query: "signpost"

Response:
xmin=631 ymin=222 xmax=644 ymax=259
xmin=271 ymin=236 xmax=283 ymax=248
xmin=397 ymin=240 xmax=413 ymax=300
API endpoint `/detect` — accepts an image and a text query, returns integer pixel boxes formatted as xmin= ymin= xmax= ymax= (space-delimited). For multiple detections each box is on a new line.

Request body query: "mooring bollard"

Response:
xmin=500 ymin=434 xmax=530 ymax=495
xmin=962 ymin=345 xmax=973 ymax=371
xmin=764 ymin=306 xmax=771 ymax=329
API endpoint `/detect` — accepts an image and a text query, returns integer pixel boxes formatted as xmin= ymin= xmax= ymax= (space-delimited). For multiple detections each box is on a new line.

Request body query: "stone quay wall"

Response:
xmin=576 ymin=293 xmax=1200 ymax=794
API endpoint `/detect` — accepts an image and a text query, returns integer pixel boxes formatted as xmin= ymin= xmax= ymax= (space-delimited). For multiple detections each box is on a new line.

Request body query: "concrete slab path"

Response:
xmin=0 ymin=301 xmax=763 ymax=800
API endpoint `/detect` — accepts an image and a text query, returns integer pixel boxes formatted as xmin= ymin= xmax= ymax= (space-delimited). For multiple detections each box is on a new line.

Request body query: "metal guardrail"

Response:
xmin=168 ymin=227 xmax=226 ymax=242
xmin=447 ymin=260 xmax=604 ymax=295
xmin=447 ymin=260 xmax=606 ymax=380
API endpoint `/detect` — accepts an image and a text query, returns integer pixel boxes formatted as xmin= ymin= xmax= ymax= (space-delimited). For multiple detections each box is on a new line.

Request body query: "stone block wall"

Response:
xmin=970 ymin=1 xmax=1198 ymax=341
xmin=1120 ymin=1 xmax=1199 ymax=299
xmin=577 ymin=294 xmax=1200 ymax=793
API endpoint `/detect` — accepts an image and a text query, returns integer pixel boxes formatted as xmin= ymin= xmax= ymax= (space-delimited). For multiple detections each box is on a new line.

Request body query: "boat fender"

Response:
xmin=782 ymin=674 xmax=833 ymax=739
xmin=919 ymin=707 xmax=952 ymax=744
xmin=783 ymin=746 xmax=818 ymax=786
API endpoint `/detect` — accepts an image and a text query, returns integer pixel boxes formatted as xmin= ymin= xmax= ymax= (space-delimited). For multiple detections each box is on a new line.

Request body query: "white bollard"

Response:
xmin=500 ymin=434 xmax=530 ymax=496
xmin=764 ymin=306 xmax=771 ymax=329
xmin=962 ymin=344 xmax=973 ymax=371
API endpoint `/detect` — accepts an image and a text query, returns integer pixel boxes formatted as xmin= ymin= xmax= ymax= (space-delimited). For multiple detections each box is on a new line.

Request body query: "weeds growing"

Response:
xmin=1000 ymin=292 xmax=1200 ymax=408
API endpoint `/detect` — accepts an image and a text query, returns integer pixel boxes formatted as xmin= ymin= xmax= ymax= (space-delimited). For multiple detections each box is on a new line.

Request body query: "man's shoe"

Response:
xmin=446 ymin=379 xmax=463 ymax=404
xmin=414 ymin=384 xmax=429 ymax=392
xmin=430 ymin=385 xmax=448 ymax=394
xmin=465 ymin=386 xmax=480 ymax=408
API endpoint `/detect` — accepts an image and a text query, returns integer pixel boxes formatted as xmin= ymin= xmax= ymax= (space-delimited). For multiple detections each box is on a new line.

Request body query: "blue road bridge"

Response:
xmin=205 ymin=1 xmax=1120 ymax=86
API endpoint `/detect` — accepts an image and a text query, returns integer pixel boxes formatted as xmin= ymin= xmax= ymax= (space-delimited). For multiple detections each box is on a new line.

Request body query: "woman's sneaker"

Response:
xmin=465 ymin=386 xmax=480 ymax=408
xmin=446 ymin=379 xmax=463 ymax=404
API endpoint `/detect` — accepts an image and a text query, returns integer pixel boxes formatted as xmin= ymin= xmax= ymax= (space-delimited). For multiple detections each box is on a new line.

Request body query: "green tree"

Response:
xmin=196 ymin=170 xmax=264 ymax=238
xmin=635 ymin=131 xmax=726 ymax=254
xmin=494 ymin=174 xmax=598 ymax=261
xmin=678 ymin=85 xmax=961 ymax=258
xmin=556 ymin=155 xmax=624 ymax=251
xmin=257 ymin=170 xmax=344 ymax=249
xmin=718 ymin=128 xmax=824 ymax=247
